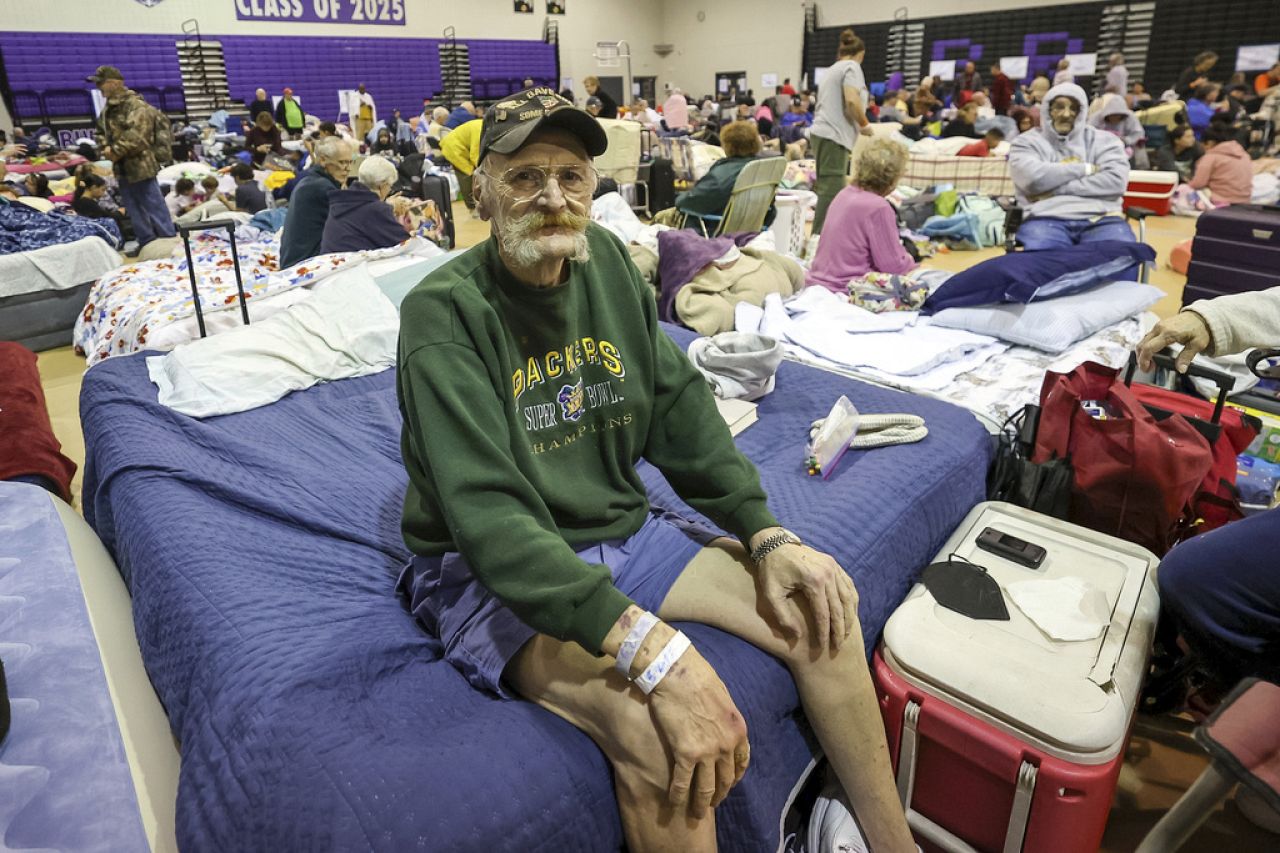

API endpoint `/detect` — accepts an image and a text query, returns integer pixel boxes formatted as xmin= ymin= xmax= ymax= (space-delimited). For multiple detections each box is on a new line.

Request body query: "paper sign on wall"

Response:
xmin=1064 ymin=53 xmax=1097 ymax=77
xmin=718 ymin=78 xmax=730 ymax=94
xmin=337 ymin=89 xmax=355 ymax=116
xmin=1237 ymin=44 xmax=1280 ymax=71
xmin=929 ymin=60 xmax=956 ymax=82
xmin=813 ymin=66 xmax=829 ymax=86
xmin=235 ymin=0 xmax=406 ymax=26
xmin=762 ymin=73 xmax=778 ymax=89
xmin=1000 ymin=56 xmax=1029 ymax=79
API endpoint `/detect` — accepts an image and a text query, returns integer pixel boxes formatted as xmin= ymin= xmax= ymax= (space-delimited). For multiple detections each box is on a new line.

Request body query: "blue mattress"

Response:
xmin=0 ymin=482 xmax=149 ymax=853
xmin=80 ymin=325 xmax=990 ymax=852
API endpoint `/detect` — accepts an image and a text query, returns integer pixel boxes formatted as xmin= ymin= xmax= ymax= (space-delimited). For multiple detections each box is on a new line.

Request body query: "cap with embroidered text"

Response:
xmin=478 ymin=87 xmax=607 ymax=164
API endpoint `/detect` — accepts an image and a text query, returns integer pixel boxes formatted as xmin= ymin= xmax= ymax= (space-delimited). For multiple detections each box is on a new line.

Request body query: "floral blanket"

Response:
xmin=74 ymin=232 xmax=421 ymax=366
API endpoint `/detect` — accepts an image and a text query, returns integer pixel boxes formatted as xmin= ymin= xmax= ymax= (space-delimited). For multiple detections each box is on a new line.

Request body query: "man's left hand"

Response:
xmin=753 ymin=540 xmax=858 ymax=654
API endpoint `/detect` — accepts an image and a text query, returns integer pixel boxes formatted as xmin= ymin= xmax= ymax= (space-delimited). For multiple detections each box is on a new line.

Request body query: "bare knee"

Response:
xmin=773 ymin=594 xmax=867 ymax=670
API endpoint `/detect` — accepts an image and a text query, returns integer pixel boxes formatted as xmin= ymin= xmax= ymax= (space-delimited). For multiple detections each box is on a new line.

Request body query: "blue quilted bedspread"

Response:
xmin=80 ymin=326 xmax=990 ymax=852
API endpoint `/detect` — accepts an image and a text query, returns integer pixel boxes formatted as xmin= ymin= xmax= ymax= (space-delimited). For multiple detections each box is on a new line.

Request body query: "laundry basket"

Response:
xmin=769 ymin=189 xmax=817 ymax=258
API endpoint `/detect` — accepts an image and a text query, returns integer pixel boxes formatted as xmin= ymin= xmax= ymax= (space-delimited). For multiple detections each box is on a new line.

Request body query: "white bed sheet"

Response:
xmin=0 ymin=237 xmax=123 ymax=299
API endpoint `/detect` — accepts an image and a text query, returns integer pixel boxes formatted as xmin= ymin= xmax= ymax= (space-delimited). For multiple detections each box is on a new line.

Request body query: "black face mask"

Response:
xmin=922 ymin=558 xmax=1009 ymax=621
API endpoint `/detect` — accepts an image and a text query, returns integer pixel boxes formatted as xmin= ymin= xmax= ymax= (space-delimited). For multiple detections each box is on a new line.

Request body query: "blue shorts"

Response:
xmin=397 ymin=509 xmax=720 ymax=698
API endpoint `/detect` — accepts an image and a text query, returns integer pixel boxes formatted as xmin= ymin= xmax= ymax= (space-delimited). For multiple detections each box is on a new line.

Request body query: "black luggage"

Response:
xmin=1183 ymin=203 xmax=1280 ymax=306
xmin=421 ymin=173 xmax=455 ymax=249
xmin=647 ymin=156 xmax=677 ymax=213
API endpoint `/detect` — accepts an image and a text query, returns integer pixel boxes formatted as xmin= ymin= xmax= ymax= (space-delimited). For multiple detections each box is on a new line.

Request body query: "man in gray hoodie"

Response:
xmin=1008 ymin=82 xmax=1133 ymax=249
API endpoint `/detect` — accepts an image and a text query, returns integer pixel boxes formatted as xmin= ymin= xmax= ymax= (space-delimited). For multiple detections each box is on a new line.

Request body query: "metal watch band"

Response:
xmin=750 ymin=530 xmax=801 ymax=564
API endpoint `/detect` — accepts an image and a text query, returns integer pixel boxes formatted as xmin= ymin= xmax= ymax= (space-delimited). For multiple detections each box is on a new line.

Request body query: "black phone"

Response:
xmin=975 ymin=527 xmax=1046 ymax=569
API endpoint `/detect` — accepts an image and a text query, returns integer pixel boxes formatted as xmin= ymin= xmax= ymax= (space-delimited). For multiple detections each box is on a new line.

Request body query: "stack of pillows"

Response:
xmin=921 ymin=241 xmax=1161 ymax=354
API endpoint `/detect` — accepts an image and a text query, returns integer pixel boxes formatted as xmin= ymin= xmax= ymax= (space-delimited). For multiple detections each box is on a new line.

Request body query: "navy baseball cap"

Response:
xmin=478 ymin=87 xmax=608 ymax=164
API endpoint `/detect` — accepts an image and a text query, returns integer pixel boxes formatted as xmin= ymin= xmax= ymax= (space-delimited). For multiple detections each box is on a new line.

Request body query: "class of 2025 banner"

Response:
xmin=234 ymin=0 xmax=407 ymax=26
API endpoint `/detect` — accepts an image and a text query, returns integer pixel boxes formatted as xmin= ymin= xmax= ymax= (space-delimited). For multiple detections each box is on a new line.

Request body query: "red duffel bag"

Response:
xmin=1032 ymin=360 xmax=1214 ymax=555
xmin=1122 ymin=354 xmax=1260 ymax=536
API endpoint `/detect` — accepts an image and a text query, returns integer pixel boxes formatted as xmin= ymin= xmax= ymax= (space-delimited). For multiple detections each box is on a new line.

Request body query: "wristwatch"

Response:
xmin=750 ymin=528 xmax=803 ymax=564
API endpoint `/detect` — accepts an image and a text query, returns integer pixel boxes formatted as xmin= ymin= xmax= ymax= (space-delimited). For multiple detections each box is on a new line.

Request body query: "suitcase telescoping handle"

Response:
xmin=178 ymin=219 xmax=250 ymax=339
xmin=1123 ymin=351 xmax=1232 ymax=425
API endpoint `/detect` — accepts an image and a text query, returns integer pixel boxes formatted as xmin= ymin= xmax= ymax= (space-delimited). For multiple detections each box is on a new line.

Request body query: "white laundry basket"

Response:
xmin=769 ymin=189 xmax=817 ymax=258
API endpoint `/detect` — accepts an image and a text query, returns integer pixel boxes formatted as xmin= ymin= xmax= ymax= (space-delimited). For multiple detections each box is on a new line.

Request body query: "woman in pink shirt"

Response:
xmin=1189 ymin=121 xmax=1254 ymax=206
xmin=806 ymin=137 xmax=916 ymax=294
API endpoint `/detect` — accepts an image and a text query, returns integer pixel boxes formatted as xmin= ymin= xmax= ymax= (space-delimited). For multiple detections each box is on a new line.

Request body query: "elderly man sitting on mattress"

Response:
xmin=394 ymin=87 xmax=916 ymax=853
xmin=1008 ymin=82 xmax=1134 ymax=250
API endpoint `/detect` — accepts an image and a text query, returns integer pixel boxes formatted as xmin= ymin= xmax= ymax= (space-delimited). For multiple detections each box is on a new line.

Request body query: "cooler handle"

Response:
xmin=895 ymin=700 xmax=1038 ymax=853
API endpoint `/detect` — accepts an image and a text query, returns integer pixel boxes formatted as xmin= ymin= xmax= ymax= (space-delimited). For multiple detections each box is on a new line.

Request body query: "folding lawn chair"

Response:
xmin=676 ymin=156 xmax=787 ymax=238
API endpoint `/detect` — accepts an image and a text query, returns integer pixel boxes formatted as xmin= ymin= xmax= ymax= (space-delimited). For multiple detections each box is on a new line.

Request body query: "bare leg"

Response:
xmin=506 ymin=635 xmax=717 ymax=852
xmin=659 ymin=540 xmax=915 ymax=853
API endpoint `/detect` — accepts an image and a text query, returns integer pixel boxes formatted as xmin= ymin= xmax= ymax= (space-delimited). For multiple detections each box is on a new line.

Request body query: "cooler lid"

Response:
xmin=882 ymin=502 xmax=1159 ymax=762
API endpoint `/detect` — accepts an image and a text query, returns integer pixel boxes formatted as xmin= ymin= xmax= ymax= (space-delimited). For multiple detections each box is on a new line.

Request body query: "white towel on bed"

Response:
xmin=0 ymin=236 xmax=123 ymax=299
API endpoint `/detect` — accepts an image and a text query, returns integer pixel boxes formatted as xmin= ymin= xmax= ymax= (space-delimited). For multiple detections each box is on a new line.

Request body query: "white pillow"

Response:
xmin=928 ymin=282 xmax=1163 ymax=354
xmin=146 ymin=262 xmax=398 ymax=417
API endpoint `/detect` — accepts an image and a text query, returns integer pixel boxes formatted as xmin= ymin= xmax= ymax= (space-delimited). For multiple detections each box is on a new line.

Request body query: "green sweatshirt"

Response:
xmin=397 ymin=223 xmax=779 ymax=653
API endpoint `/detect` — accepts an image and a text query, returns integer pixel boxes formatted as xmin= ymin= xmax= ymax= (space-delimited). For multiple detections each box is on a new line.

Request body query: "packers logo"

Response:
xmin=557 ymin=380 xmax=585 ymax=423
xmin=494 ymin=98 xmax=523 ymax=111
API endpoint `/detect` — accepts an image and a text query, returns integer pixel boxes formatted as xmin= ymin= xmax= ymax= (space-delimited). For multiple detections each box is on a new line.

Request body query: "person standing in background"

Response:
xmin=89 ymin=64 xmax=175 ymax=253
xmin=1053 ymin=58 xmax=1074 ymax=86
xmin=989 ymin=62 xmax=1015 ymax=115
xmin=583 ymin=76 xmax=619 ymax=119
xmin=353 ymin=83 xmax=378 ymax=144
xmin=809 ymin=29 xmax=869 ymax=234
xmin=248 ymin=88 xmax=273 ymax=124
xmin=1176 ymin=52 xmax=1219 ymax=101
xmin=275 ymin=87 xmax=305 ymax=137
xmin=1105 ymin=54 xmax=1129 ymax=97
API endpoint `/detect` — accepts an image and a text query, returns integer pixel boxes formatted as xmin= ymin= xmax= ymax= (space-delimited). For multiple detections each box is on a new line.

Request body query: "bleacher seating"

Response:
xmin=467 ymin=39 xmax=558 ymax=100
xmin=0 ymin=32 xmax=185 ymax=124
xmin=0 ymin=32 xmax=557 ymax=125
xmin=219 ymin=35 xmax=443 ymax=123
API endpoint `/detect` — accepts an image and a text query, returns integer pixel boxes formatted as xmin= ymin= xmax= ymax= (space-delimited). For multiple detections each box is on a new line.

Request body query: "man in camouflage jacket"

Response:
xmin=89 ymin=65 xmax=175 ymax=250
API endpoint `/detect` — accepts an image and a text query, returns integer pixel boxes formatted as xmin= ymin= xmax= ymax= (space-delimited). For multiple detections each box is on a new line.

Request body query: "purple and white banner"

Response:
xmin=234 ymin=0 xmax=406 ymax=26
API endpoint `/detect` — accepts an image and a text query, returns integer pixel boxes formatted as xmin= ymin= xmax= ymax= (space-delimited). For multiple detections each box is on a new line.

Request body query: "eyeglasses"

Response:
xmin=487 ymin=164 xmax=597 ymax=200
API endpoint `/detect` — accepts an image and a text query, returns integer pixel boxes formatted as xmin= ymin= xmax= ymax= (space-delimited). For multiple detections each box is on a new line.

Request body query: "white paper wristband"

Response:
xmin=635 ymin=631 xmax=692 ymax=695
xmin=614 ymin=611 xmax=658 ymax=678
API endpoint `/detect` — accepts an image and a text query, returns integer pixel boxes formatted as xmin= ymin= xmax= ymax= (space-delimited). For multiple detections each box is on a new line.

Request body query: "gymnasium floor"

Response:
xmin=33 ymin=207 xmax=1276 ymax=850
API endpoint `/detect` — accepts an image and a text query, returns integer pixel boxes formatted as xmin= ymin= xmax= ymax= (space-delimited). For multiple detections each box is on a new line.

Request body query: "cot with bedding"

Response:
xmin=80 ymin=325 xmax=990 ymax=851
xmin=0 ymin=236 xmax=123 ymax=351
xmin=901 ymin=152 xmax=1015 ymax=197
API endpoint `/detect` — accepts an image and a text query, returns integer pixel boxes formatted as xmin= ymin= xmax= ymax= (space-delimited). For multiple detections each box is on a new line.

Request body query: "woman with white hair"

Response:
xmin=805 ymin=137 xmax=916 ymax=294
xmin=319 ymin=155 xmax=409 ymax=254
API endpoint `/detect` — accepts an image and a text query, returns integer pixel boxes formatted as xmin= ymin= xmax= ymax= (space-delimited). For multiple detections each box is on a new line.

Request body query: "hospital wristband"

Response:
xmin=615 ymin=610 xmax=659 ymax=678
xmin=635 ymin=631 xmax=692 ymax=695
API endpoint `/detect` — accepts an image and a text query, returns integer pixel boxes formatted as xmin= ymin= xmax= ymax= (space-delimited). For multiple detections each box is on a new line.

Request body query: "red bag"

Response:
xmin=1128 ymin=383 xmax=1258 ymax=533
xmin=1032 ymin=361 xmax=1214 ymax=555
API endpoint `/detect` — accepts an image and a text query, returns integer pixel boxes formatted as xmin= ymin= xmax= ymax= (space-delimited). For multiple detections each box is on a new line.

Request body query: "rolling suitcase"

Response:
xmin=647 ymin=156 xmax=677 ymax=213
xmin=874 ymin=502 xmax=1159 ymax=853
xmin=1183 ymin=203 xmax=1280 ymax=306
xmin=420 ymin=173 xmax=456 ymax=249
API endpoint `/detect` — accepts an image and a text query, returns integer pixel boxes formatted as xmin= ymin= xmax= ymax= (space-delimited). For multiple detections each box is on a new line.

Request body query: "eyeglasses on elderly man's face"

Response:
xmin=487 ymin=163 xmax=597 ymax=202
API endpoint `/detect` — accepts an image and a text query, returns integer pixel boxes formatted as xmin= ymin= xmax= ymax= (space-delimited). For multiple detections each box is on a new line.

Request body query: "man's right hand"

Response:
xmin=1137 ymin=311 xmax=1212 ymax=372
xmin=647 ymin=643 xmax=750 ymax=818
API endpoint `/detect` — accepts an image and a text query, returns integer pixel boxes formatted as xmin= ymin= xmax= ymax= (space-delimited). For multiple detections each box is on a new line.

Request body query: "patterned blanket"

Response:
xmin=901 ymin=153 xmax=1015 ymax=197
xmin=73 ymin=233 xmax=425 ymax=366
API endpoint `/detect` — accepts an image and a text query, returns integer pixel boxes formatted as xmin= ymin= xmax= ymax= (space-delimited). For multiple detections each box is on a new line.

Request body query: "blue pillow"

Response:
xmin=921 ymin=241 xmax=1157 ymax=314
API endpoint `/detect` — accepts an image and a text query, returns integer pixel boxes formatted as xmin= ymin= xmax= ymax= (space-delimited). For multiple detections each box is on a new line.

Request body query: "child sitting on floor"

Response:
xmin=956 ymin=128 xmax=1005 ymax=157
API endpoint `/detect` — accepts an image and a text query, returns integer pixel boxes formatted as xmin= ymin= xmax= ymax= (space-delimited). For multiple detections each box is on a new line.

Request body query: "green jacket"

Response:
xmin=676 ymin=156 xmax=775 ymax=231
xmin=98 ymin=88 xmax=165 ymax=183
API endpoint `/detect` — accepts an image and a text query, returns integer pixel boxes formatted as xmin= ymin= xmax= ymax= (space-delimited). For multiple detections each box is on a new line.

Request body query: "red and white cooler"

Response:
xmin=874 ymin=502 xmax=1159 ymax=853
xmin=1123 ymin=170 xmax=1178 ymax=216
